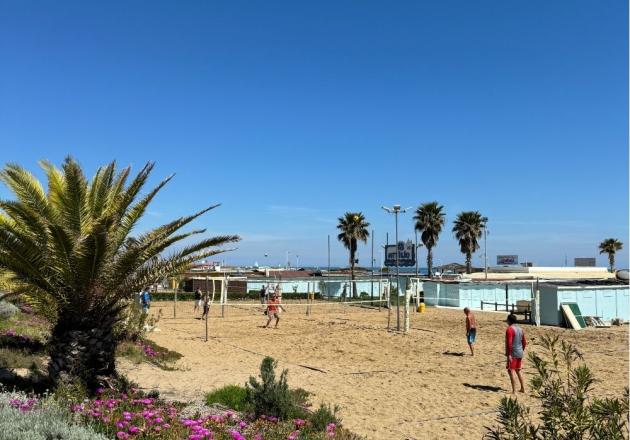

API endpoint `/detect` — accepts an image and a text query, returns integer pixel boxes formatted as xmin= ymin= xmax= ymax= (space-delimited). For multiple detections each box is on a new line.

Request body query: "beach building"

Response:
xmin=535 ymin=280 xmax=629 ymax=326
xmin=422 ymin=277 xmax=629 ymax=327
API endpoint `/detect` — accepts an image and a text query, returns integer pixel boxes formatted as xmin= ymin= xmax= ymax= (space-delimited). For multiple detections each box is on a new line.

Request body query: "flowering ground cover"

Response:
xmin=117 ymin=338 xmax=183 ymax=371
xmin=4 ymin=388 xmax=362 ymax=440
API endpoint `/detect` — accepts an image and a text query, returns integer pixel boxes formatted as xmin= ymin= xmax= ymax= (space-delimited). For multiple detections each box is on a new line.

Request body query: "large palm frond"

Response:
xmin=0 ymin=157 xmax=240 ymax=322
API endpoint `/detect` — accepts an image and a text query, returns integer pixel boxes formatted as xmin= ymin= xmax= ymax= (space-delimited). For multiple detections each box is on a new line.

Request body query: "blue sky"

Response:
xmin=1 ymin=1 xmax=628 ymax=268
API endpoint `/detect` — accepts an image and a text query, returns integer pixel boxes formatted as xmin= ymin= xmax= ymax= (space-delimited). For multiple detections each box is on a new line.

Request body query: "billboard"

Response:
xmin=384 ymin=240 xmax=416 ymax=267
xmin=574 ymin=258 xmax=596 ymax=267
xmin=497 ymin=255 xmax=518 ymax=266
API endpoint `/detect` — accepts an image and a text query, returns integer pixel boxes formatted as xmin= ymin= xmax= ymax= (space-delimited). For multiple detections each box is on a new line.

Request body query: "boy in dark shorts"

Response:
xmin=505 ymin=313 xmax=527 ymax=394
xmin=464 ymin=307 xmax=477 ymax=356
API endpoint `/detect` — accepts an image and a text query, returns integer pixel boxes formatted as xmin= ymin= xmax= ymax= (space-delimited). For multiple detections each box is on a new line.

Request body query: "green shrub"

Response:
xmin=205 ymin=384 xmax=249 ymax=411
xmin=246 ymin=356 xmax=306 ymax=419
xmin=0 ymin=301 xmax=18 ymax=320
xmin=484 ymin=335 xmax=629 ymax=440
xmin=309 ymin=403 xmax=342 ymax=432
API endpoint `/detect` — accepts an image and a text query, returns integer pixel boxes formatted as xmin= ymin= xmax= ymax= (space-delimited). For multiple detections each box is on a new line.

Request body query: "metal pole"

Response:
xmin=371 ymin=230 xmax=374 ymax=305
xmin=535 ymin=277 xmax=540 ymax=326
xmin=483 ymin=224 xmax=487 ymax=280
xmin=327 ymin=235 xmax=330 ymax=274
xmin=205 ymin=276 xmax=209 ymax=342
xmin=415 ymin=230 xmax=419 ymax=277
xmin=395 ymin=210 xmax=401 ymax=331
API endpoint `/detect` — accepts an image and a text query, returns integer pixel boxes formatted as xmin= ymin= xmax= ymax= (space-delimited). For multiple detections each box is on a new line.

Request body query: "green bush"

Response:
xmin=484 ymin=335 xmax=629 ymax=440
xmin=309 ymin=403 xmax=342 ymax=432
xmin=205 ymin=384 xmax=249 ymax=411
xmin=246 ymin=356 xmax=307 ymax=419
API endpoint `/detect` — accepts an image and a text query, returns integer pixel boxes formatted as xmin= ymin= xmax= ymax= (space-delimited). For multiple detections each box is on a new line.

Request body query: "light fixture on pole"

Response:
xmin=382 ymin=205 xmax=411 ymax=332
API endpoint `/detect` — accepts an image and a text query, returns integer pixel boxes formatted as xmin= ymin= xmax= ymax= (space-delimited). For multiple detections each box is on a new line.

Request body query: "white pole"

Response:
xmin=534 ymin=278 xmax=540 ymax=327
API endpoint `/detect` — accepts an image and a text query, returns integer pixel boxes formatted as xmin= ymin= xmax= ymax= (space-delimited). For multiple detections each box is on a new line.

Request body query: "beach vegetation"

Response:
xmin=413 ymin=202 xmax=446 ymax=279
xmin=205 ymin=384 xmax=249 ymax=412
xmin=484 ymin=334 xmax=629 ymax=440
xmin=337 ymin=212 xmax=370 ymax=298
xmin=598 ymin=238 xmax=623 ymax=272
xmin=0 ymin=158 xmax=239 ymax=392
xmin=452 ymin=211 xmax=486 ymax=274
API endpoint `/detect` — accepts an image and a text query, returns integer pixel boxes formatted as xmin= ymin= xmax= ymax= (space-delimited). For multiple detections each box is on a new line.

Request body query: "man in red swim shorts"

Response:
xmin=505 ymin=313 xmax=527 ymax=394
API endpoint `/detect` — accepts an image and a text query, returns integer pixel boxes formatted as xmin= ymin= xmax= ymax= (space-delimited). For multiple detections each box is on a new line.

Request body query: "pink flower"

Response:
xmin=229 ymin=431 xmax=246 ymax=440
xmin=128 ymin=426 xmax=140 ymax=434
xmin=294 ymin=418 xmax=306 ymax=428
xmin=287 ymin=430 xmax=300 ymax=440
xmin=116 ymin=432 xmax=130 ymax=440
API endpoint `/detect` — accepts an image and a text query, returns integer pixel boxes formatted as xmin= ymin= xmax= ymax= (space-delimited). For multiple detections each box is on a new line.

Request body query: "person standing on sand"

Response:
xmin=505 ymin=313 xmax=527 ymax=394
xmin=464 ymin=307 xmax=477 ymax=355
xmin=141 ymin=287 xmax=151 ymax=313
xmin=264 ymin=293 xmax=286 ymax=328
xmin=193 ymin=288 xmax=203 ymax=314
xmin=259 ymin=284 xmax=267 ymax=305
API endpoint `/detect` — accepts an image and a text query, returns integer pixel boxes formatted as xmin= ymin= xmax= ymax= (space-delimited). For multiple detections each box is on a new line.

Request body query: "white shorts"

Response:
xmin=195 ymin=299 xmax=202 ymax=307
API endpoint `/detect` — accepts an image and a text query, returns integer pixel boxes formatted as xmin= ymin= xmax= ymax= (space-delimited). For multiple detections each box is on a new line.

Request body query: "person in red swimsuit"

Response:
xmin=264 ymin=294 xmax=286 ymax=329
xmin=505 ymin=314 xmax=527 ymax=394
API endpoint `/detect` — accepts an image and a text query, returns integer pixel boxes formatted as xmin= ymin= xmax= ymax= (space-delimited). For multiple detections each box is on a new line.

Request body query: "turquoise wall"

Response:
xmin=247 ymin=279 xmax=391 ymax=298
xmin=537 ymin=285 xmax=630 ymax=326
xmin=422 ymin=282 xmax=532 ymax=309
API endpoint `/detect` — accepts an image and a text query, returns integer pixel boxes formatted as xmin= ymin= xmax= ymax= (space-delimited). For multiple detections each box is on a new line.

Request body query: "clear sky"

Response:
xmin=1 ymin=1 xmax=628 ymax=268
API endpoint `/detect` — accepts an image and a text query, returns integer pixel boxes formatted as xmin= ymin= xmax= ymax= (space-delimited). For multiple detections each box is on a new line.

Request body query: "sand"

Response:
xmin=119 ymin=300 xmax=629 ymax=439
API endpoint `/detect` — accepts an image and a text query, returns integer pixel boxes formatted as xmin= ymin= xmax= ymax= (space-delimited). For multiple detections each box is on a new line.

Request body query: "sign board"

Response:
xmin=574 ymin=258 xmax=596 ymax=267
xmin=497 ymin=255 xmax=518 ymax=266
xmin=384 ymin=240 xmax=416 ymax=267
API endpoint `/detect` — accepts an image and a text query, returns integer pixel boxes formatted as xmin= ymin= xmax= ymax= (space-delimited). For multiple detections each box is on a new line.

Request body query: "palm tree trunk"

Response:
xmin=48 ymin=316 xmax=117 ymax=390
xmin=465 ymin=252 xmax=472 ymax=274
xmin=350 ymin=249 xmax=356 ymax=298
xmin=427 ymin=247 xmax=433 ymax=279
xmin=609 ymin=253 xmax=615 ymax=272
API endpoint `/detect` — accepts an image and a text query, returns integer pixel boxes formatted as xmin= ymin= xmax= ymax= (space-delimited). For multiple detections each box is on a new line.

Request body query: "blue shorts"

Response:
xmin=467 ymin=328 xmax=477 ymax=344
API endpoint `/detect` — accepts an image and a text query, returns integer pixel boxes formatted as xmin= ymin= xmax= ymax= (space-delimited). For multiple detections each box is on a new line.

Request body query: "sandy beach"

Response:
xmin=120 ymin=300 xmax=629 ymax=440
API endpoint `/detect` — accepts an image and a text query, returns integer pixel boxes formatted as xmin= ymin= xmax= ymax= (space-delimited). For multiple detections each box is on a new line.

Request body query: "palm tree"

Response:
xmin=599 ymin=238 xmax=623 ymax=272
xmin=0 ymin=158 xmax=239 ymax=390
xmin=337 ymin=212 xmax=370 ymax=298
xmin=452 ymin=211 xmax=485 ymax=274
xmin=413 ymin=202 xmax=445 ymax=279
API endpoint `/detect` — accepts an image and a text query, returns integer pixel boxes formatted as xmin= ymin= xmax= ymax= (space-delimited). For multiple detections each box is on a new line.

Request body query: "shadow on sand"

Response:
xmin=463 ymin=383 xmax=504 ymax=392
xmin=442 ymin=351 xmax=466 ymax=357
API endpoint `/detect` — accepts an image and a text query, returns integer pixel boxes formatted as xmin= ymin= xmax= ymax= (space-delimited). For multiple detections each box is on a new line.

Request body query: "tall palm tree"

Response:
xmin=452 ymin=211 xmax=485 ymax=274
xmin=0 ymin=158 xmax=239 ymax=390
xmin=337 ymin=212 xmax=370 ymax=298
xmin=413 ymin=202 xmax=445 ymax=279
xmin=599 ymin=238 xmax=623 ymax=272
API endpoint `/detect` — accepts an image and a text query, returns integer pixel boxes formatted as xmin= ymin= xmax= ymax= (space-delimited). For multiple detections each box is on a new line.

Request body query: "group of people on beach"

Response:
xmin=463 ymin=307 xmax=527 ymax=394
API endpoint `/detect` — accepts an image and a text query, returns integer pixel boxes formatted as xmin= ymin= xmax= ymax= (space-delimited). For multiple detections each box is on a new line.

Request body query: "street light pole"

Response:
xmin=382 ymin=205 xmax=411 ymax=332
xmin=481 ymin=217 xmax=488 ymax=280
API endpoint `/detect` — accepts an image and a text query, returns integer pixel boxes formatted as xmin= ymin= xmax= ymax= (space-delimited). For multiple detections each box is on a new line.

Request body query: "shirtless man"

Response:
xmin=464 ymin=307 xmax=477 ymax=356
